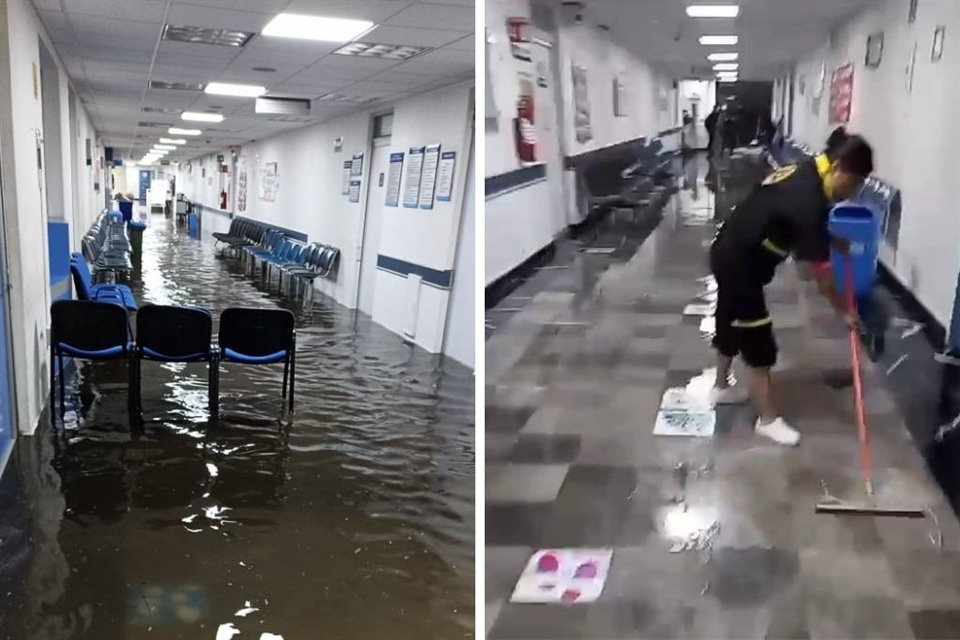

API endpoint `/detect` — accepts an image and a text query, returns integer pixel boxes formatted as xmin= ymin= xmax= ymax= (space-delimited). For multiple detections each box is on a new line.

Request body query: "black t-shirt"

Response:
xmin=711 ymin=159 xmax=831 ymax=285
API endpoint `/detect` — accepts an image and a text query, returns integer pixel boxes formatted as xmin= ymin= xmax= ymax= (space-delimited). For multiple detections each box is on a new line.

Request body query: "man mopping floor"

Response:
xmin=708 ymin=133 xmax=875 ymax=446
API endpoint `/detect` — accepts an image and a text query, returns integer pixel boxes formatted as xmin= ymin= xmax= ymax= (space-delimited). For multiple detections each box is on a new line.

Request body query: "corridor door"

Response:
xmin=358 ymin=138 xmax=391 ymax=316
xmin=0 ymin=142 xmax=15 ymax=474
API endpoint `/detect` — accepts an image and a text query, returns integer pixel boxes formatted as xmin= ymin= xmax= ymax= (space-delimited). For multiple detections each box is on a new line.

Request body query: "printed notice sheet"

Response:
xmin=385 ymin=152 xmax=404 ymax=207
xmin=435 ymin=151 xmax=456 ymax=202
xmin=403 ymin=146 xmax=425 ymax=208
xmin=341 ymin=161 xmax=352 ymax=195
xmin=348 ymin=179 xmax=361 ymax=203
xmin=351 ymin=153 xmax=363 ymax=177
xmin=418 ymin=144 xmax=441 ymax=209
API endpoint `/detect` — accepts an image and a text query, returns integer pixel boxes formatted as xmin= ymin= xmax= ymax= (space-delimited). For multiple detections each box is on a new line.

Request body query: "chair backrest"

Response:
xmin=69 ymin=254 xmax=93 ymax=299
xmin=136 ymin=305 xmax=213 ymax=361
xmin=219 ymin=307 xmax=295 ymax=359
xmin=288 ymin=244 xmax=304 ymax=264
xmin=51 ymin=300 xmax=130 ymax=353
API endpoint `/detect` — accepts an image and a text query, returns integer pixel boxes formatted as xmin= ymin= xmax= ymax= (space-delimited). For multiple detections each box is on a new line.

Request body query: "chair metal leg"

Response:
xmin=281 ymin=355 xmax=289 ymax=400
xmin=58 ymin=354 xmax=66 ymax=418
xmin=289 ymin=337 xmax=296 ymax=412
xmin=207 ymin=357 xmax=216 ymax=417
xmin=211 ymin=357 xmax=220 ymax=418
xmin=50 ymin=344 xmax=56 ymax=425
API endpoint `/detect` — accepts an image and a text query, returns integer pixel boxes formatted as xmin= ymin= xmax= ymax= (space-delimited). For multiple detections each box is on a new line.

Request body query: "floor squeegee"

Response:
xmin=814 ymin=255 xmax=925 ymax=518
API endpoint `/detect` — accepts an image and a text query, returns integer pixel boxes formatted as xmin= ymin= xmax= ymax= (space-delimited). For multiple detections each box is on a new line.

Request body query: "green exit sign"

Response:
xmin=216 ymin=154 xmax=224 ymax=163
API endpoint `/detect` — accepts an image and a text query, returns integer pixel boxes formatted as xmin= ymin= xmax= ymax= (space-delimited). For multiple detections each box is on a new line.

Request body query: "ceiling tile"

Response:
xmin=359 ymin=24 xmax=469 ymax=48
xmin=60 ymin=0 xmax=170 ymax=22
xmin=385 ymin=2 xmax=472 ymax=30
xmin=281 ymin=0 xmax=418 ymax=23
xmin=165 ymin=3 xmax=273 ymax=32
xmin=172 ymin=0 xmax=291 ymax=14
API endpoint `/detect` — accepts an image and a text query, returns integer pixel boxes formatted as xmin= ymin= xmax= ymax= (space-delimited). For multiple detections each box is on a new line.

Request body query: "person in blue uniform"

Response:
xmin=709 ymin=135 xmax=875 ymax=445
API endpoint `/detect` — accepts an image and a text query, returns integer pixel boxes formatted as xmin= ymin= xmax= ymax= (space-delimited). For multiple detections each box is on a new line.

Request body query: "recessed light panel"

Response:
xmin=162 ymin=24 xmax=254 ymax=47
xmin=169 ymin=127 xmax=202 ymax=135
xmin=181 ymin=112 xmax=224 ymax=122
xmin=707 ymin=52 xmax=739 ymax=61
xmin=150 ymin=80 xmax=205 ymax=92
xmin=158 ymin=138 xmax=186 ymax=144
xmin=142 ymin=106 xmax=180 ymax=114
xmin=334 ymin=42 xmax=432 ymax=60
xmin=205 ymin=82 xmax=267 ymax=97
xmin=262 ymin=14 xmax=374 ymax=42
xmin=686 ymin=5 xmax=740 ymax=18
xmin=700 ymin=35 xmax=738 ymax=45
xmin=713 ymin=63 xmax=739 ymax=71
xmin=138 ymin=121 xmax=173 ymax=128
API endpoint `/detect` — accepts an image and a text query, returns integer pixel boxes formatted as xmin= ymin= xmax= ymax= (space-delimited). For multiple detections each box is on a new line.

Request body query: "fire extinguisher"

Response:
xmin=515 ymin=92 xmax=536 ymax=163
xmin=220 ymin=189 xmax=227 ymax=210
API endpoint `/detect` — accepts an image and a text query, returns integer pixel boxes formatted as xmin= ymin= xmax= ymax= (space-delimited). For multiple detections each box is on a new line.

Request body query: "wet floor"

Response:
xmin=485 ymin=152 xmax=960 ymax=639
xmin=0 ymin=216 xmax=475 ymax=640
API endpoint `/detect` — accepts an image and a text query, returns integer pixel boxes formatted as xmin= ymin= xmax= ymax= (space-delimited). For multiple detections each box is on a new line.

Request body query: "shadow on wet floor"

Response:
xmin=0 ymin=217 xmax=474 ymax=640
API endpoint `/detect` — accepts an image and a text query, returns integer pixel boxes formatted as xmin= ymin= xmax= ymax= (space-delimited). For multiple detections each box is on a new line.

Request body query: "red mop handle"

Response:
xmin=845 ymin=255 xmax=873 ymax=495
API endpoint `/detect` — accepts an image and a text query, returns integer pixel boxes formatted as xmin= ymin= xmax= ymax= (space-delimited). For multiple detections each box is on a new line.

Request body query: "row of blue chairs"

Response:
xmin=70 ymin=252 xmax=138 ymax=311
xmin=81 ymin=211 xmax=132 ymax=275
xmin=247 ymin=232 xmax=340 ymax=290
xmin=50 ymin=300 xmax=296 ymax=421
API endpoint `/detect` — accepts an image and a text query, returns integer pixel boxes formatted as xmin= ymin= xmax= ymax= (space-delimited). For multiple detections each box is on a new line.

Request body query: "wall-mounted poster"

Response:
xmin=237 ymin=156 xmax=247 ymax=213
xmin=613 ymin=74 xmax=627 ymax=117
xmin=341 ymin=160 xmax=351 ymax=195
xmin=348 ymin=179 xmax=361 ymax=203
xmin=932 ymin=25 xmax=946 ymax=61
xmin=260 ymin=161 xmax=278 ymax=202
xmin=572 ymin=63 xmax=592 ymax=143
xmin=829 ymin=62 xmax=854 ymax=124
xmin=436 ymin=151 xmax=456 ymax=202
xmin=418 ymin=144 xmax=441 ymax=210
xmin=403 ymin=146 xmax=425 ymax=208
xmin=515 ymin=73 xmax=537 ymax=164
xmin=385 ymin=152 xmax=404 ymax=207
xmin=351 ymin=153 xmax=363 ymax=177
xmin=866 ymin=32 xmax=884 ymax=68
xmin=905 ymin=41 xmax=918 ymax=92
xmin=506 ymin=17 xmax=531 ymax=61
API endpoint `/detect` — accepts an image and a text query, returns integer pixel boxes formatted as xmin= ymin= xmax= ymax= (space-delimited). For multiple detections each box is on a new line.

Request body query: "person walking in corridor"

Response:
xmin=705 ymin=104 xmax=720 ymax=154
xmin=708 ymin=135 xmax=875 ymax=445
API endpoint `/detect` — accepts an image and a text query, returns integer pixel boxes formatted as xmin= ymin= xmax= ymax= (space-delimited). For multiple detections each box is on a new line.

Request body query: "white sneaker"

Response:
xmin=755 ymin=417 xmax=801 ymax=446
xmin=710 ymin=384 xmax=749 ymax=405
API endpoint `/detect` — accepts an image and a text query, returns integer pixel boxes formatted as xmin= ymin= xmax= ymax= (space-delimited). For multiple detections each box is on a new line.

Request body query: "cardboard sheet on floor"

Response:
xmin=654 ymin=409 xmax=715 ymax=437
xmin=510 ymin=548 xmax=612 ymax=604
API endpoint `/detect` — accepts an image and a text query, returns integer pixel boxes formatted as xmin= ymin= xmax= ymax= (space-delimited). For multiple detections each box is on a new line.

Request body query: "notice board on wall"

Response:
xmin=829 ymin=62 xmax=854 ymax=124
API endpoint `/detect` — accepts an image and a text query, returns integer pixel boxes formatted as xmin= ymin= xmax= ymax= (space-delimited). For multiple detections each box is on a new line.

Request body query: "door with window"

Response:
xmin=0 ymin=141 xmax=16 ymax=474
xmin=358 ymin=137 xmax=391 ymax=316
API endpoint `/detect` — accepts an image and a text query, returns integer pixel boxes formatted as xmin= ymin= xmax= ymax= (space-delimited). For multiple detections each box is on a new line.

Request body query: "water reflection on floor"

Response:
xmin=0 ymin=217 xmax=474 ymax=640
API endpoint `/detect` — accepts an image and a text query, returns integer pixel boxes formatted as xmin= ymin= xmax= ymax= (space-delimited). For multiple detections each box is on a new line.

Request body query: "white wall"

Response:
xmin=484 ymin=0 xmax=676 ymax=285
xmin=442 ymin=139 xmax=475 ymax=368
xmin=180 ymin=82 xmax=475 ymax=356
xmin=786 ymin=0 xmax=960 ymax=327
xmin=0 ymin=0 xmax=103 ymax=434
xmin=677 ymin=79 xmax=716 ymax=148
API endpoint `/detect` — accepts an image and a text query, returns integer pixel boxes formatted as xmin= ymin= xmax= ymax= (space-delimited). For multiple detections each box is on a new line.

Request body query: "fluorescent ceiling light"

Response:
xmin=717 ymin=76 xmax=738 ymax=82
xmin=181 ymin=112 xmax=224 ymax=122
xmin=262 ymin=13 xmax=374 ymax=42
xmin=717 ymin=71 xmax=738 ymax=78
xmin=687 ymin=5 xmax=740 ymax=18
xmin=162 ymin=24 xmax=254 ymax=47
xmin=713 ymin=63 xmax=739 ymax=71
xmin=158 ymin=137 xmax=186 ymax=144
xmin=205 ymin=82 xmax=267 ymax=97
xmin=169 ymin=127 xmax=202 ymax=135
xmin=150 ymin=80 xmax=205 ymax=92
xmin=699 ymin=35 xmax=738 ymax=45
xmin=707 ymin=52 xmax=739 ymax=61
xmin=333 ymin=42 xmax=432 ymax=60
xmin=153 ymin=144 xmax=176 ymax=150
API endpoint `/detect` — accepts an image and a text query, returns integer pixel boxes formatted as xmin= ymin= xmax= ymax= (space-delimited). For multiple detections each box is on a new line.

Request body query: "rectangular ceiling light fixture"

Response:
xmin=699 ymin=35 xmax=738 ymax=45
xmin=150 ymin=80 xmax=205 ymax=92
xmin=317 ymin=93 xmax=380 ymax=104
xmin=713 ymin=62 xmax=739 ymax=71
xmin=717 ymin=76 xmax=738 ymax=82
xmin=153 ymin=144 xmax=176 ymax=150
xmin=334 ymin=42 xmax=432 ymax=60
xmin=205 ymin=82 xmax=267 ymax=97
xmin=162 ymin=24 xmax=254 ymax=47
xmin=262 ymin=14 xmax=374 ymax=42
xmin=158 ymin=137 xmax=186 ymax=144
xmin=686 ymin=5 xmax=740 ymax=18
xmin=255 ymin=96 xmax=311 ymax=116
xmin=707 ymin=52 xmax=739 ymax=61
xmin=169 ymin=127 xmax=202 ymax=135
xmin=181 ymin=112 xmax=224 ymax=122
xmin=138 ymin=121 xmax=173 ymax=128
xmin=142 ymin=106 xmax=180 ymax=114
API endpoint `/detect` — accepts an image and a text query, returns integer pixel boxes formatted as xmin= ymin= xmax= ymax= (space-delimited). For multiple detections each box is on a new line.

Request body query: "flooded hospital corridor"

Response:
xmin=0 ymin=217 xmax=475 ymax=639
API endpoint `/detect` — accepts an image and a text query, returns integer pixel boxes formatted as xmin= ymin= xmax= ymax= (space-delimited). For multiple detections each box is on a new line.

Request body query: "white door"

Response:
xmin=531 ymin=40 xmax=565 ymax=232
xmin=358 ymin=138 xmax=391 ymax=316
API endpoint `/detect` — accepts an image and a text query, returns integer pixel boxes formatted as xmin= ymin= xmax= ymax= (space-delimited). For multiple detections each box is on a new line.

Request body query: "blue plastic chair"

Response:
xmin=70 ymin=253 xmax=138 ymax=310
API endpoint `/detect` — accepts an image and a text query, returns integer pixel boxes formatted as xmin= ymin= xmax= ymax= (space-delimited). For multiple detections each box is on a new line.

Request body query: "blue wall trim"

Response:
xmin=485 ymin=163 xmax=547 ymax=200
xmin=376 ymin=255 xmax=452 ymax=289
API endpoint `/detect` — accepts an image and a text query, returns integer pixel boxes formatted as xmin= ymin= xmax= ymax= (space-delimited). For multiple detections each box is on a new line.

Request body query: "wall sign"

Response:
xmin=351 ymin=153 xmax=363 ymax=177
xmin=260 ymin=161 xmax=278 ymax=202
xmin=418 ymin=144 xmax=441 ymax=210
xmin=613 ymin=74 xmax=628 ymax=117
xmin=905 ymin=41 xmax=918 ymax=93
xmin=866 ymin=32 xmax=884 ymax=68
xmin=829 ymin=62 xmax=854 ymax=124
xmin=403 ymin=146 xmax=424 ymax=208
xmin=932 ymin=26 xmax=945 ymax=61
xmin=435 ymin=151 xmax=456 ymax=202
xmin=572 ymin=62 xmax=592 ymax=143
xmin=506 ymin=17 xmax=532 ymax=61
xmin=348 ymin=179 xmax=361 ymax=203
xmin=341 ymin=160 xmax=352 ymax=195
xmin=385 ymin=152 xmax=403 ymax=207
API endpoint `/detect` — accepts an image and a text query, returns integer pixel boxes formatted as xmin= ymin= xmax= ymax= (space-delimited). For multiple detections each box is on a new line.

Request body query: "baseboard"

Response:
xmin=485 ymin=241 xmax=557 ymax=310
xmin=877 ymin=262 xmax=947 ymax=350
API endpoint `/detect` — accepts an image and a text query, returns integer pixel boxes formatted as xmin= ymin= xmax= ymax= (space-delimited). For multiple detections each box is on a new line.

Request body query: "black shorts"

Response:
xmin=711 ymin=270 xmax=777 ymax=368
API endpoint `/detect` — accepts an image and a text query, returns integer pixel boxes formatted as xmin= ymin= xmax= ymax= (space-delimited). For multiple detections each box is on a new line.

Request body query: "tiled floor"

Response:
xmin=485 ymin=153 xmax=960 ymax=639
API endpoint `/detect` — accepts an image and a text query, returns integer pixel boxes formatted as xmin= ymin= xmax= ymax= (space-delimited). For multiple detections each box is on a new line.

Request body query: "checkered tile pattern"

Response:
xmin=485 ymin=156 xmax=960 ymax=639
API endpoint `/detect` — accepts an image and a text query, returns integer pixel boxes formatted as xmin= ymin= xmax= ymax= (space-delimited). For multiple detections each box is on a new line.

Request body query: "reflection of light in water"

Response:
xmin=699 ymin=316 xmax=716 ymax=339
xmin=216 ymin=623 xmax=240 ymax=640
xmin=660 ymin=504 xmax=720 ymax=552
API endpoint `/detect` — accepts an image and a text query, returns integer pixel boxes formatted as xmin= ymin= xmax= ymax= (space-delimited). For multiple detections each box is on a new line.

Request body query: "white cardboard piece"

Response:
xmin=510 ymin=548 xmax=613 ymax=604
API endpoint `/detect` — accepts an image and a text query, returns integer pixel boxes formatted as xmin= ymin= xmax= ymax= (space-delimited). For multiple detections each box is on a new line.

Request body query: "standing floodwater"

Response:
xmin=0 ymin=217 xmax=475 ymax=639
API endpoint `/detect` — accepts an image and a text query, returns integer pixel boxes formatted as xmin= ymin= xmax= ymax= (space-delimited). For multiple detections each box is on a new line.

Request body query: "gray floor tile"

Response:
xmin=508 ymin=434 xmax=582 ymax=464
xmin=887 ymin=550 xmax=960 ymax=608
xmin=487 ymin=464 xmax=571 ymax=503
xmin=805 ymin=595 xmax=914 ymax=640
xmin=907 ymin=608 xmax=960 ymax=639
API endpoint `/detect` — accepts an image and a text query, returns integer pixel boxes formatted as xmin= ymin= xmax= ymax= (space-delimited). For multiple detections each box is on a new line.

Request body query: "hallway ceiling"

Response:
xmin=32 ymin=0 xmax=473 ymax=162
xmin=575 ymin=0 xmax=873 ymax=80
